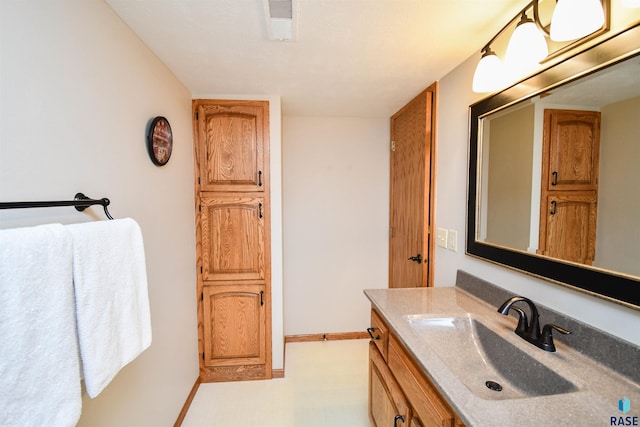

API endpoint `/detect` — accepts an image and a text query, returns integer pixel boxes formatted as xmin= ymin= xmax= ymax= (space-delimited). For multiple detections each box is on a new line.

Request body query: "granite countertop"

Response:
xmin=365 ymin=286 xmax=640 ymax=427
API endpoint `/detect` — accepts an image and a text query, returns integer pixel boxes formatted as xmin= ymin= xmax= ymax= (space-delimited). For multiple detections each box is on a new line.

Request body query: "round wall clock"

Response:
xmin=147 ymin=116 xmax=173 ymax=166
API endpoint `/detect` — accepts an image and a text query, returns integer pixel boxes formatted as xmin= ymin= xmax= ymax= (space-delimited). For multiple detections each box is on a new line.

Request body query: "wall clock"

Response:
xmin=147 ymin=116 xmax=173 ymax=166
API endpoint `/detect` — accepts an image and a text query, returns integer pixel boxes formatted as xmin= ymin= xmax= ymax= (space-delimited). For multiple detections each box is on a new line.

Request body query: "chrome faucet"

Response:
xmin=498 ymin=296 xmax=571 ymax=352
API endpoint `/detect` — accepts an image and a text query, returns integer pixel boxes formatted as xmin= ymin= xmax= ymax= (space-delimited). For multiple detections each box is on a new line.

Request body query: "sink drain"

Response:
xmin=485 ymin=380 xmax=503 ymax=392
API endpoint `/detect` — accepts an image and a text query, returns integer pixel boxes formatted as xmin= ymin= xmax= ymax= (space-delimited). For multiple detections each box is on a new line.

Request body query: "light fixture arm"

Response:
xmin=480 ymin=1 xmax=538 ymax=53
xmin=532 ymin=0 xmax=552 ymax=36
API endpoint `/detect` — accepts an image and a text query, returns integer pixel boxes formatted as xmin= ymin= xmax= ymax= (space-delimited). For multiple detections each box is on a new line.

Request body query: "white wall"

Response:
xmin=434 ymin=53 xmax=640 ymax=347
xmin=283 ymin=116 xmax=389 ymax=335
xmin=0 ymin=1 xmax=198 ymax=425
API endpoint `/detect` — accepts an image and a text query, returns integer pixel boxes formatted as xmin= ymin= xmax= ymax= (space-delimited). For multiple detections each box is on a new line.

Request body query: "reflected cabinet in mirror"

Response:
xmin=467 ymin=23 xmax=640 ymax=309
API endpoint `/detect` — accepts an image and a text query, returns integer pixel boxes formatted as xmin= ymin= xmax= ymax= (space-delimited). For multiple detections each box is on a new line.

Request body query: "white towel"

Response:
xmin=67 ymin=218 xmax=152 ymax=398
xmin=0 ymin=224 xmax=82 ymax=427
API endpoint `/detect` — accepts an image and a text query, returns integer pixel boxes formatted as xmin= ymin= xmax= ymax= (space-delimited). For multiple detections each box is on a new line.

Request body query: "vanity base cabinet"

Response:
xmin=369 ymin=309 xmax=465 ymax=427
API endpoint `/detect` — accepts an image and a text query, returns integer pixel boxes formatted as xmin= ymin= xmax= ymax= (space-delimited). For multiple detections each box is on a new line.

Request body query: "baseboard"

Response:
xmin=272 ymin=368 xmax=285 ymax=378
xmin=174 ymin=377 xmax=201 ymax=427
xmin=285 ymin=331 xmax=369 ymax=343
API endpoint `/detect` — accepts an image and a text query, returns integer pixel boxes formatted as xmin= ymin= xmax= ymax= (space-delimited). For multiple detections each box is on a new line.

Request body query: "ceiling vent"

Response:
xmin=264 ymin=0 xmax=296 ymax=41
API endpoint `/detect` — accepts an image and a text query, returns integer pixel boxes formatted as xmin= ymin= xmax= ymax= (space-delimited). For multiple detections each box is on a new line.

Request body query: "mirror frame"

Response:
xmin=467 ymin=23 xmax=640 ymax=309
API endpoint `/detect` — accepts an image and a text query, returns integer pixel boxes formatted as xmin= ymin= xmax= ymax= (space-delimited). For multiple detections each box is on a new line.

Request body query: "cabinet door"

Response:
xmin=196 ymin=101 xmax=268 ymax=193
xmin=543 ymin=109 xmax=600 ymax=192
xmin=370 ymin=343 xmax=410 ymax=427
xmin=202 ymin=284 xmax=266 ymax=371
xmin=539 ymin=193 xmax=597 ymax=265
xmin=200 ymin=197 xmax=266 ymax=281
xmin=389 ymin=336 xmax=456 ymax=427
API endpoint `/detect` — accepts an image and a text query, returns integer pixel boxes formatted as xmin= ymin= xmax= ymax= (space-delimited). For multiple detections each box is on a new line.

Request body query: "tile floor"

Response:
xmin=182 ymin=339 xmax=370 ymax=427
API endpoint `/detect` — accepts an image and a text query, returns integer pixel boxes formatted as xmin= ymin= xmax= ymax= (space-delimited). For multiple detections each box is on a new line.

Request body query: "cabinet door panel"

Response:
xmin=370 ymin=343 xmax=410 ymax=427
xmin=201 ymin=197 xmax=265 ymax=281
xmin=540 ymin=193 xmax=597 ymax=264
xmin=202 ymin=285 xmax=266 ymax=367
xmin=197 ymin=102 xmax=267 ymax=193
xmin=389 ymin=336 xmax=455 ymax=427
xmin=544 ymin=109 xmax=600 ymax=191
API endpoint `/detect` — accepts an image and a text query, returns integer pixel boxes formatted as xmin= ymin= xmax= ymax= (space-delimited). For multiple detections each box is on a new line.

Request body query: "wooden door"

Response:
xmin=389 ymin=84 xmax=437 ymax=288
xmin=202 ymin=284 xmax=267 ymax=380
xmin=195 ymin=101 xmax=267 ymax=193
xmin=539 ymin=109 xmax=600 ymax=265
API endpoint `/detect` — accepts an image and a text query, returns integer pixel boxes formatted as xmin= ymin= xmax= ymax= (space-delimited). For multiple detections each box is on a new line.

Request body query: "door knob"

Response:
xmin=408 ymin=253 xmax=422 ymax=264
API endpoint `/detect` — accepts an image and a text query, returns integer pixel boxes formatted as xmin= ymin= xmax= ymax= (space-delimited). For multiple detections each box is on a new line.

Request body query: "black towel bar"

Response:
xmin=0 ymin=193 xmax=113 ymax=220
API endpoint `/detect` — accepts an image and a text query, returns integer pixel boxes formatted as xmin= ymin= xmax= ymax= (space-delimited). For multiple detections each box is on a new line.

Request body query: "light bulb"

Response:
xmin=622 ymin=0 xmax=640 ymax=7
xmin=472 ymin=49 xmax=506 ymax=93
xmin=505 ymin=16 xmax=548 ymax=75
xmin=550 ymin=0 xmax=605 ymax=42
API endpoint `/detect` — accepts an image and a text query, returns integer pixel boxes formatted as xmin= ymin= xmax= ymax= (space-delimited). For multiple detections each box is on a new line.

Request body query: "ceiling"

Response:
xmin=105 ymin=0 xmax=525 ymax=117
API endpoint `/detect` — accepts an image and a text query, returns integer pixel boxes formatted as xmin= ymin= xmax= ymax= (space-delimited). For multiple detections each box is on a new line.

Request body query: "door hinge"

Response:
xmin=195 ymin=111 xmax=199 ymax=120
xmin=198 ymin=177 xmax=201 ymax=185
xmin=391 ymin=140 xmax=396 ymax=152
xmin=200 ymin=291 xmax=203 ymax=301
xmin=200 ymin=266 xmax=203 ymax=274
xmin=202 ymin=353 xmax=205 ymax=361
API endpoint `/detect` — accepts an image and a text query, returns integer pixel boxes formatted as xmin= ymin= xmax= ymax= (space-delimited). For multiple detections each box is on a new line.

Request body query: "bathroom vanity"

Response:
xmin=365 ymin=276 xmax=640 ymax=426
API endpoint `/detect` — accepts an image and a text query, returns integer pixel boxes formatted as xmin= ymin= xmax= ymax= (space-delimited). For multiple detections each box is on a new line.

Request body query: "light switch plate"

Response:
xmin=448 ymin=229 xmax=458 ymax=252
xmin=436 ymin=228 xmax=448 ymax=249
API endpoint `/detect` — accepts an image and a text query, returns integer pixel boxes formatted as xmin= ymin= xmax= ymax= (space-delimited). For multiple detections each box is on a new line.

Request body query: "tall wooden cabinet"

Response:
xmin=193 ymin=100 xmax=271 ymax=382
xmin=538 ymin=109 xmax=600 ymax=265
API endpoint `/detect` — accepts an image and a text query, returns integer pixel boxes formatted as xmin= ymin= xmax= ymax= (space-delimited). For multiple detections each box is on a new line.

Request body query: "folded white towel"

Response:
xmin=0 ymin=224 xmax=82 ymax=427
xmin=67 ymin=218 xmax=152 ymax=398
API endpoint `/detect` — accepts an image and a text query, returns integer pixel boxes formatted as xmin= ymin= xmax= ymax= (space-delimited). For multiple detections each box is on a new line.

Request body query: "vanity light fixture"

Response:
xmin=472 ymin=0 xmax=609 ymax=93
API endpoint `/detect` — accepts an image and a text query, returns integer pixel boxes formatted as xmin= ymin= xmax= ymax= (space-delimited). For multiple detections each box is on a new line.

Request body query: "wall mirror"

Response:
xmin=467 ymin=23 xmax=640 ymax=309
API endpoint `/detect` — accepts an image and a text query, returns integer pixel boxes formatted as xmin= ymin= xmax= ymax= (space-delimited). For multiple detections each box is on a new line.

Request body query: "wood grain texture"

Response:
xmin=173 ymin=377 xmax=201 ymax=427
xmin=200 ymin=197 xmax=266 ymax=281
xmin=193 ymin=99 xmax=272 ymax=382
xmin=195 ymin=100 xmax=267 ymax=193
xmin=284 ymin=332 xmax=369 ymax=343
xmin=539 ymin=109 xmax=600 ymax=265
xmin=389 ymin=82 xmax=437 ymax=288
xmin=370 ymin=342 xmax=410 ymax=427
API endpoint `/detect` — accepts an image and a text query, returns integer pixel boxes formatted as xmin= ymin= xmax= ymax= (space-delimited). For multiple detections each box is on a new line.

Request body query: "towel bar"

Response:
xmin=0 ymin=193 xmax=114 ymax=220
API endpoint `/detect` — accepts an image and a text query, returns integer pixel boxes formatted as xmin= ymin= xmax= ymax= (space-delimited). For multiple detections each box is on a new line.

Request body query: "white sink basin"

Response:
xmin=405 ymin=314 xmax=578 ymax=400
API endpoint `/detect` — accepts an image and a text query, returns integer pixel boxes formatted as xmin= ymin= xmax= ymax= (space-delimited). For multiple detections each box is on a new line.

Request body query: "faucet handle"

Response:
xmin=540 ymin=324 xmax=571 ymax=352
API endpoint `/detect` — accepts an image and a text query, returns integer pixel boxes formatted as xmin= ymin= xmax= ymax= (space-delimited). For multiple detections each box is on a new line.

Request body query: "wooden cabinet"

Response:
xmin=539 ymin=109 xmax=600 ymax=265
xmin=369 ymin=309 xmax=465 ymax=427
xmin=194 ymin=101 xmax=267 ymax=193
xmin=194 ymin=100 xmax=271 ymax=382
